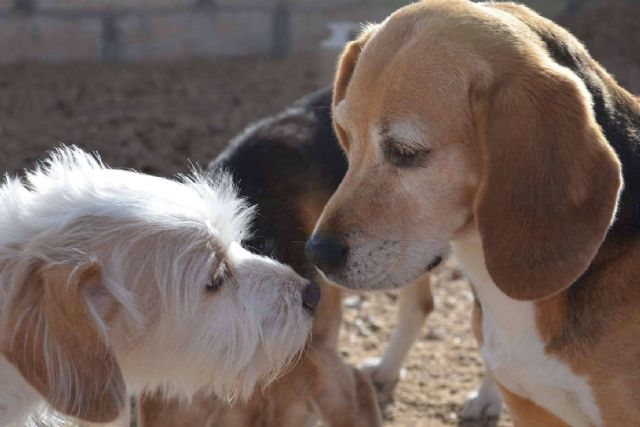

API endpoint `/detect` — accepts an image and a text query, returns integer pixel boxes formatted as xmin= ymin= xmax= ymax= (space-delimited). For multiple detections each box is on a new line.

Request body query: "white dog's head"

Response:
xmin=0 ymin=147 xmax=317 ymax=423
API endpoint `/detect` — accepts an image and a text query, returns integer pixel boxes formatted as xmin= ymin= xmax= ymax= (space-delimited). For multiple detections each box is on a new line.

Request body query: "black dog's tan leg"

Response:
xmin=311 ymin=277 xmax=345 ymax=350
xmin=363 ymin=272 xmax=434 ymax=406
xmin=310 ymin=347 xmax=383 ymax=427
xmin=137 ymin=391 xmax=217 ymax=427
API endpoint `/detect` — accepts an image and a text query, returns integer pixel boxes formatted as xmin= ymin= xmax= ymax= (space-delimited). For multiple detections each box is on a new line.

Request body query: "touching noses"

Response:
xmin=304 ymin=234 xmax=348 ymax=274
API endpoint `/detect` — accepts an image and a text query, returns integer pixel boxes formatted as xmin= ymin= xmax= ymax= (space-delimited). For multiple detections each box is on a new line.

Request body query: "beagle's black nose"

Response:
xmin=302 ymin=280 xmax=321 ymax=313
xmin=304 ymin=234 xmax=347 ymax=273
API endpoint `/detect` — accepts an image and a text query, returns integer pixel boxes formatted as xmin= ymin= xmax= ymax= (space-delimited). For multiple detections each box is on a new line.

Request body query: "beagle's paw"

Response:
xmin=460 ymin=386 xmax=503 ymax=421
xmin=360 ymin=357 xmax=405 ymax=410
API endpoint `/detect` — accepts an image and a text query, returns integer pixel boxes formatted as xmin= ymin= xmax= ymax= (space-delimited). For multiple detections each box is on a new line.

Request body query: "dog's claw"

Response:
xmin=360 ymin=357 xmax=404 ymax=414
xmin=460 ymin=387 xmax=503 ymax=421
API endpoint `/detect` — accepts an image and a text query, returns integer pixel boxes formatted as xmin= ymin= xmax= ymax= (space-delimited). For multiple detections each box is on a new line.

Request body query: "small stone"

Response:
xmin=426 ymin=327 xmax=445 ymax=341
xmin=343 ymin=295 xmax=362 ymax=308
xmin=366 ymin=316 xmax=382 ymax=332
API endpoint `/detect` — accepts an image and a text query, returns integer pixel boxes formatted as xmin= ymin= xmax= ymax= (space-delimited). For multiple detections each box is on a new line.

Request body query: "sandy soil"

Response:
xmin=339 ymin=260 xmax=511 ymax=427
xmin=0 ymin=6 xmax=637 ymax=424
xmin=0 ymin=56 xmax=323 ymax=176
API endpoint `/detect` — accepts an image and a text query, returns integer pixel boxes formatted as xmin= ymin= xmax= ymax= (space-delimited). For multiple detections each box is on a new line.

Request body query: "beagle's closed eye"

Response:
xmin=383 ymin=138 xmax=432 ymax=168
xmin=381 ymin=121 xmax=432 ymax=168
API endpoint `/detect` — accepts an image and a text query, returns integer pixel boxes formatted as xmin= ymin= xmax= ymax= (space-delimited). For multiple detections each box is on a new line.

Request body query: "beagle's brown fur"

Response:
xmin=310 ymin=1 xmax=640 ymax=425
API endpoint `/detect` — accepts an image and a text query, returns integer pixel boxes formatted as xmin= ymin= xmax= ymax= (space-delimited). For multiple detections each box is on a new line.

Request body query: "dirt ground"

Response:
xmin=340 ymin=261 xmax=510 ymax=427
xmin=0 ymin=4 xmax=638 ymax=425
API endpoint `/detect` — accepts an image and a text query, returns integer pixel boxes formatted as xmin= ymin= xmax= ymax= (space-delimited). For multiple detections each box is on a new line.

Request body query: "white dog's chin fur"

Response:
xmin=122 ymin=240 xmax=312 ymax=402
xmin=0 ymin=146 xmax=312 ymax=424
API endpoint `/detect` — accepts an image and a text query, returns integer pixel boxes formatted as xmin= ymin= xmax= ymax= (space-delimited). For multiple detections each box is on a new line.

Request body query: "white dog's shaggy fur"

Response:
xmin=0 ymin=147 xmax=314 ymax=425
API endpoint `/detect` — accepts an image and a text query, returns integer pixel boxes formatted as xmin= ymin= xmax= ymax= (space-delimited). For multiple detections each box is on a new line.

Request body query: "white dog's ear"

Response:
xmin=1 ymin=261 xmax=127 ymax=423
xmin=471 ymin=64 xmax=622 ymax=301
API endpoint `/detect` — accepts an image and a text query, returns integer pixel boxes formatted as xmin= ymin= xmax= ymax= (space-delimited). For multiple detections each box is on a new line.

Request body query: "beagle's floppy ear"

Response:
xmin=332 ymin=26 xmax=377 ymax=149
xmin=473 ymin=64 xmax=622 ymax=301
xmin=1 ymin=261 xmax=126 ymax=422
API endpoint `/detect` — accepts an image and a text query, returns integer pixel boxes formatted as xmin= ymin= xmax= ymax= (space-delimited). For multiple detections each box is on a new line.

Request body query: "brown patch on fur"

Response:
xmin=298 ymin=192 xmax=336 ymax=238
xmin=0 ymin=262 xmax=126 ymax=423
xmin=471 ymin=51 xmax=621 ymax=301
xmin=534 ymin=239 xmax=640 ymax=425
xmin=407 ymin=273 xmax=434 ymax=315
xmin=136 ymin=390 xmax=216 ymax=426
xmin=471 ymin=296 xmax=483 ymax=346
xmin=418 ymin=275 xmax=434 ymax=315
xmin=296 ymin=189 xmax=347 ymax=347
xmin=138 ymin=344 xmax=382 ymax=427
xmin=498 ymin=384 xmax=571 ymax=427
xmin=311 ymin=277 xmax=345 ymax=349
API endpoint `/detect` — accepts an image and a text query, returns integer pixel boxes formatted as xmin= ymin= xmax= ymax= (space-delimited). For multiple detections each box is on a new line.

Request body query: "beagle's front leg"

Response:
xmin=362 ymin=273 xmax=434 ymax=407
xmin=460 ymin=295 xmax=504 ymax=421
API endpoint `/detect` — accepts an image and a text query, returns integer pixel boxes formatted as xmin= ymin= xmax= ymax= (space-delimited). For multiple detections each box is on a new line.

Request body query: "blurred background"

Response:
xmin=0 ymin=1 xmax=638 ymax=426
xmin=0 ymin=0 xmax=638 ymax=176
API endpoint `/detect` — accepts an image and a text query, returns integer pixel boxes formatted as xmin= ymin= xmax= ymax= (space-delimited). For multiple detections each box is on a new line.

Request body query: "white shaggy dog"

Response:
xmin=0 ymin=147 xmax=318 ymax=425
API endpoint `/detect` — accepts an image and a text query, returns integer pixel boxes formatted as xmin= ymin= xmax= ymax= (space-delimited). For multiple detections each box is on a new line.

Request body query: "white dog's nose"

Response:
xmin=302 ymin=281 xmax=321 ymax=313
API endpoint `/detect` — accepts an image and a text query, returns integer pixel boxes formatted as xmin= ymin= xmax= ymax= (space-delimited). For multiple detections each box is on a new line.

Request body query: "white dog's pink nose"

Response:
xmin=302 ymin=281 xmax=321 ymax=313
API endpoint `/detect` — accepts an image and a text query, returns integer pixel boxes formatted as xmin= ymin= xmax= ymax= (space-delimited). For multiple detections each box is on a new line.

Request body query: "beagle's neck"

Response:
xmin=451 ymin=231 xmax=603 ymax=427
xmin=451 ymin=233 xmax=532 ymax=331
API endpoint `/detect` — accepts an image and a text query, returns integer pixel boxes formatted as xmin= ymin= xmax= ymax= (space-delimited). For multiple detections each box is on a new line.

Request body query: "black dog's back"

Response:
xmin=210 ymin=87 xmax=346 ymax=276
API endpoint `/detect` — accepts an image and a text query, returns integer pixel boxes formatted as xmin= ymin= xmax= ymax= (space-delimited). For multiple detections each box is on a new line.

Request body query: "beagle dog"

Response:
xmin=307 ymin=1 xmax=640 ymax=426
xmin=0 ymin=146 xmax=317 ymax=425
xmin=138 ymin=89 xmax=456 ymax=425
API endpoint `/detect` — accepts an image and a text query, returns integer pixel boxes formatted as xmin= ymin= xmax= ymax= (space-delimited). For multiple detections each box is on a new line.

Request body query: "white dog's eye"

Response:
xmin=206 ymin=262 xmax=229 ymax=292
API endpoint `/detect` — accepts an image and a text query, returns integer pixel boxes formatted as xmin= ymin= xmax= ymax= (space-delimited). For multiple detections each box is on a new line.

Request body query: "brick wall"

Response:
xmin=0 ymin=0 xmax=408 ymax=62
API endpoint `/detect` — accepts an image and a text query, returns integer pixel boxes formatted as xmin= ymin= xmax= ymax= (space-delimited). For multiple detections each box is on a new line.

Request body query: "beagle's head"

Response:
xmin=308 ymin=0 xmax=622 ymax=300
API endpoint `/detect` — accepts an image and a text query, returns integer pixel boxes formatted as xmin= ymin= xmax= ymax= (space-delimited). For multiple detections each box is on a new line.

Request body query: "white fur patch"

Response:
xmin=334 ymin=100 xmax=349 ymax=129
xmin=452 ymin=233 xmax=603 ymax=427
xmin=385 ymin=120 xmax=430 ymax=151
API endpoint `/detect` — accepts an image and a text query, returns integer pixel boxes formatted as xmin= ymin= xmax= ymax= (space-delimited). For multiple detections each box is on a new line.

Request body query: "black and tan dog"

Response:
xmin=136 ymin=89 xmax=456 ymax=426
xmin=308 ymin=1 xmax=640 ymax=426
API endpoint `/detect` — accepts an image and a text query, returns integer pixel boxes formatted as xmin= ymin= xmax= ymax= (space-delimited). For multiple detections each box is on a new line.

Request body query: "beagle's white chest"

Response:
xmin=452 ymin=236 xmax=603 ymax=427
